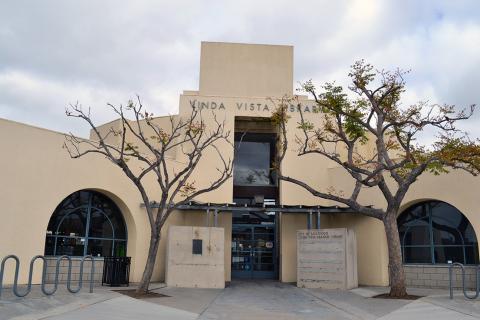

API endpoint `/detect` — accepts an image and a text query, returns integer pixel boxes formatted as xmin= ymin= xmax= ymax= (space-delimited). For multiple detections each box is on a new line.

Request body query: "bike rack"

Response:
xmin=448 ymin=262 xmax=480 ymax=299
xmin=0 ymin=254 xmax=95 ymax=299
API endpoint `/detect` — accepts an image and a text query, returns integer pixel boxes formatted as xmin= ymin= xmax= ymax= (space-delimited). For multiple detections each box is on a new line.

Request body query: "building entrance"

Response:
xmin=231 ymin=224 xmax=276 ymax=279
xmin=231 ymin=120 xmax=279 ymax=279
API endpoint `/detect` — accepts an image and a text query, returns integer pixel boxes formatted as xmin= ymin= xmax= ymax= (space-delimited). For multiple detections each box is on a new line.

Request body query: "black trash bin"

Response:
xmin=102 ymin=256 xmax=131 ymax=287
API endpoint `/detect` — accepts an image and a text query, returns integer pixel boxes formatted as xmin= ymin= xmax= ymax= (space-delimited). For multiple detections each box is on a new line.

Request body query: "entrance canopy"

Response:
xmin=145 ymin=201 xmax=357 ymax=229
xmin=147 ymin=200 xmax=355 ymax=213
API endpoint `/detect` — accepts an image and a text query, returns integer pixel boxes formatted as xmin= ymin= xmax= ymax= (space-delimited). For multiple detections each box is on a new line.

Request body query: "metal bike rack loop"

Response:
xmin=0 ymin=254 xmax=95 ymax=299
xmin=448 ymin=262 xmax=480 ymax=300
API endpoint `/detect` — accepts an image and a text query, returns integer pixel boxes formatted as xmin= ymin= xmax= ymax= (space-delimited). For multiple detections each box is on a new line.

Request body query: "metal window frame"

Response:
xmin=400 ymin=201 xmax=477 ymax=265
xmin=48 ymin=191 xmax=127 ymax=257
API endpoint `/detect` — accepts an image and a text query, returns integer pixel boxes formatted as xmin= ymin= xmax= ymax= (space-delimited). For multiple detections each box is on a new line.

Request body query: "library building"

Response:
xmin=1 ymin=42 xmax=479 ymax=290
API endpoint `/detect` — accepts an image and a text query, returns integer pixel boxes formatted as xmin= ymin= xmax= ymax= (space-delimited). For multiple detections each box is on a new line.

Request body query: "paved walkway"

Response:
xmin=139 ymin=284 xmax=480 ymax=320
xmin=1 ymin=282 xmax=480 ymax=319
xmin=197 ymin=281 xmax=353 ymax=319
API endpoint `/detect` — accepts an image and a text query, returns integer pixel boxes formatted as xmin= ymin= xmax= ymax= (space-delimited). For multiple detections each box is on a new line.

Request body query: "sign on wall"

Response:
xmin=188 ymin=99 xmax=319 ymax=114
xmin=297 ymin=228 xmax=357 ymax=290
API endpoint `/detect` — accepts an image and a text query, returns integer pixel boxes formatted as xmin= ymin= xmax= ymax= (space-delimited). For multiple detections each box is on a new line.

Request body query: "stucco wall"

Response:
xmin=199 ymin=42 xmax=293 ymax=98
xmin=0 ymin=118 xmax=178 ymax=285
xmin=280 ymin=213 xmax=309 ymax=282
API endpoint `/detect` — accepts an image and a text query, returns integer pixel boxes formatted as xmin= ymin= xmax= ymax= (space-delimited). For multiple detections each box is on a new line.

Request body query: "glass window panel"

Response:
xmin=87 ymin=239 xmax=113 ymax=257
xmin=232 ymin=240 xmax=254 ymax=250
xmin=403 ymin=246 xmax=431 ymax=263
xmin=57 ymin=209 xmax=87 ymax=236
xmin=253 ymin=233 xmax=275 ymax=242
xmin=434 ymin=246 xmax=464 ymax=264
xmin=88 ymin=210 xmax=114 ymax=238
xmin=430 ymin=201 xmax=477 ymax=246
xmin=254 ymin=237 xmax=274 ymax=248
xmin=398 ymin=203 xmax=427 ymax=226
xmin=254 ymin=264 xmax=274 ymax=271
xmin=55 ymin=237 xmax=85 ymax=256
xmin=403 ymin=225 xmax=430 ymax=246
xmin=44 ymin=236 xmax=55 ymax=255
xmin=47 ymin=211 xmax=67 ymax=234
xmin=232 ymin=253 xmax=252 ymax=271
xmin=233 ymin=141 xmax=272 ymax=186
xmin=464 ymin=225 xmax=478 ymax=245
xmin=91 ymin=194 xmax=127 ymax=239
xmin=114 ymin=241 xmax=127 ymax=257
xmin=254 ymin=227 xmax=275 ymax=233
xmin=464 ymin=245 xmax=479 ymax=265
xmin=253 ymin=254 xmax=273 ymax=265
xmin=60 ymin=191 xmax=84 ymax=211
xmin=430 ymin=202 xmax=462 ymax=228
xmin=231 ymin=263 xmax=243 ymax=271
xmin=233 ymin=226 xmax=252 ymax=234
xmin=431 ymin=223 xmax=463 ymax=245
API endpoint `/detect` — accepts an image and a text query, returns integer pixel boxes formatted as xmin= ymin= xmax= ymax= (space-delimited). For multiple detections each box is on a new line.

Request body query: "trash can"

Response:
xmin=102 ymin=256 xmax=131 ymax=287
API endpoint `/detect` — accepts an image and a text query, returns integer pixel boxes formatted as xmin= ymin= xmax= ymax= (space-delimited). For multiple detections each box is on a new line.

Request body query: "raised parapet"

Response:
xmin=166 ymin=226 xmax=225 ymax=288
xmin=199 ymin=41 xmax=293 ymax=98
xmin=297 ymin=228 xmax=358 ymax=289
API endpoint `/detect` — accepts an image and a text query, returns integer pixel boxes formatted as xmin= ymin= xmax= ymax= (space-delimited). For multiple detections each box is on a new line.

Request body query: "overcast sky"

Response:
xmin=0 ymin=0 xmax=479 ymax=138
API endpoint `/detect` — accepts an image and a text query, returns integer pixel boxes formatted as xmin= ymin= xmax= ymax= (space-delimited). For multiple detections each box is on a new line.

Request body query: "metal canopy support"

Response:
xmin=205 ymin=209 xmax=210 ymax=227
xmin=214 ymin=209 xmax=218 ymax=227
xmin=307 ymin=210 xmax=313 ymax=230
xmin=316 ymin=210 xmax=321 ymax=229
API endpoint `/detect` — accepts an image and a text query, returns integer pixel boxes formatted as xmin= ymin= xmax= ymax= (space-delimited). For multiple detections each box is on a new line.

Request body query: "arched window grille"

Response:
xmin=44 ymin=190 xmax=127 ymax=257
xmin=398 ymin=201 xmax=479 ymax=265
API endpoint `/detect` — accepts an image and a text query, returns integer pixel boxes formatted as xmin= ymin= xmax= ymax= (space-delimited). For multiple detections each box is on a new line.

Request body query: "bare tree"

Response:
xmin=273 ymin=61 xmax=480 ymax=297
xmin=64 ymin=97 xmax=232 ymax=293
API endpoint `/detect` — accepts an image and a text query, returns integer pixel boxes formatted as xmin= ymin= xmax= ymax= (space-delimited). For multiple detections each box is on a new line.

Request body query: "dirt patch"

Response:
xmin=373 ymin=293 xmax=423 ymax=300
xmin=114 ymin=289 xmax=170 ymax=299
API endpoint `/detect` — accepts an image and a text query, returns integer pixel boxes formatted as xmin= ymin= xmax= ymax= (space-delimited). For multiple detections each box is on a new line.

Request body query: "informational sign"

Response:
xmin=297 ymin=228 xmax=357 ymax=290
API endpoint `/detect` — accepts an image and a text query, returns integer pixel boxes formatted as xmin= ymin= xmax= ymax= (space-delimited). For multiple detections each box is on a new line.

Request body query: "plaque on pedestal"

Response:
xmin=297 ymin=228 xmax=357 ymax=289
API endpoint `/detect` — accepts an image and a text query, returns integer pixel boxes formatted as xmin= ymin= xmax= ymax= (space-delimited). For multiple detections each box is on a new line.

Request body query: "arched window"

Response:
xmin=44 ymin=190 xmax=127 ymax=257
xmin=398 ymin=201 xmax=478 ymax=264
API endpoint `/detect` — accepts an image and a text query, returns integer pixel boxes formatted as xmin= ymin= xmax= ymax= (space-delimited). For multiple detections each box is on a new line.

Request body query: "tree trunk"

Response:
xmin=136 ymin=232 xmax=161 ymax=294
xmin=383 ymin=212 xmax=408 ymax=297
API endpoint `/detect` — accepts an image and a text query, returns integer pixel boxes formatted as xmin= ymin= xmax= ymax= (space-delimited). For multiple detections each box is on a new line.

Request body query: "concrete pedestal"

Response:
xmin=297 ymin=228 xmax=358 ymax=289
xmin=166 ymin=226 xmax=225 ymax=288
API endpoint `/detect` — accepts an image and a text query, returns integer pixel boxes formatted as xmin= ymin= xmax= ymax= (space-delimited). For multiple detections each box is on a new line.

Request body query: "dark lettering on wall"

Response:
xmin=189 ymin=99 xmax=317 ymax=114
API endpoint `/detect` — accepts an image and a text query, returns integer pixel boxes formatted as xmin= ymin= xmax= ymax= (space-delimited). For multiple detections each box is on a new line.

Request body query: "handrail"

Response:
xmin=0 ymin=254 xmax=95 ymax=298
xmin=448 ymin=262 xmax=480 ymax=299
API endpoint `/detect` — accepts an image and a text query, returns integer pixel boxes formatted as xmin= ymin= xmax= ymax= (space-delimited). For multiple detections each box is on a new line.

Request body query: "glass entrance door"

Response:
xmin=231 ymin=224 xmax=276 ymax=279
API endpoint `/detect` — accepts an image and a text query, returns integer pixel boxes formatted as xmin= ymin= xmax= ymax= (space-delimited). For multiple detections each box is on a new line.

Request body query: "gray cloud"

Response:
xmin=0 ymin=0 xmax=479 ymax=138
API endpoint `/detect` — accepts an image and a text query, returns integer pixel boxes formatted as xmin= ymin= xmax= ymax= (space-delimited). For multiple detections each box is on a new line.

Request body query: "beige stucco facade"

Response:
xmin=1 ymin=41 xmax=479 ymax=288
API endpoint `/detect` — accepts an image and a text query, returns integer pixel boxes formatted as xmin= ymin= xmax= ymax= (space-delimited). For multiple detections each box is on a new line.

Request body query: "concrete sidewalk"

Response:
xmin=44 ymin=296 xmax=198 ymax=320
xmin=2 ymin=282 xmax=480 ymax=320
xmin=306 ymin=286 xmax=480 ymax=320
xmin=377 ymin=300 xmax=476 ymax=320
